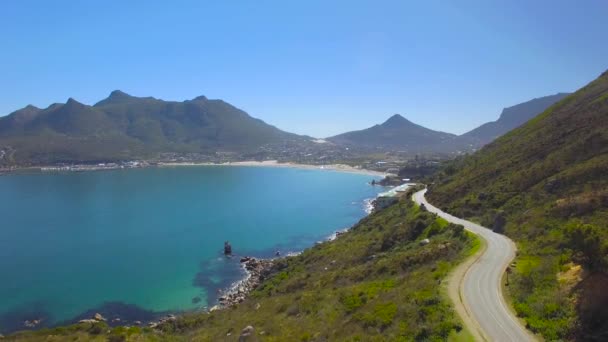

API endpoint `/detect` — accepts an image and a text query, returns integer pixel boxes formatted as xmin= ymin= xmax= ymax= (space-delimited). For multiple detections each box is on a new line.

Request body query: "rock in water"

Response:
xmin=224 ymin=241 xmax=232 ymax=255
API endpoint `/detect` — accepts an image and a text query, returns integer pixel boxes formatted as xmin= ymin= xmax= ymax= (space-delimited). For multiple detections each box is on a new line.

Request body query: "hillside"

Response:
xmin=427 ymin=71 xmax=608 ymax=341
xmin=460 ymin=93 xmax=570 ymax=145
xmin=327 ymin=114 xmax=469 ymax=154
xmin=0 ymin=91 xmax=305 ymax=165
xmin=4 ymin=192 xmax=480 ymax=341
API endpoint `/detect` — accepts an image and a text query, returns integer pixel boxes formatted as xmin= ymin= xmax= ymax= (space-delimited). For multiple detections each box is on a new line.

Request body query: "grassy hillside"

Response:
xmin=427 ymin=71 xmax=608 ymax=341
xmin=5 ymin=193 xmax=479 ymax=341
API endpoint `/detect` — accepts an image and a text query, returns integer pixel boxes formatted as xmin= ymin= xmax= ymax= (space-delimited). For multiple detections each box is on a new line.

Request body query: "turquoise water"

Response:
xmin=0 ymin=166 xmax=383 ymax=332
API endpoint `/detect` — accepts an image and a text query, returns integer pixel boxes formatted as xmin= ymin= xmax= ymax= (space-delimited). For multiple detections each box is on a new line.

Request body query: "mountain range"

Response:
xmin=0 ymin=90 xmax=568 ymax=165
xmin=0 ymin=91 xmax=305 ymax=165
xmin=327 ymin=93 xmax=569 ymax=153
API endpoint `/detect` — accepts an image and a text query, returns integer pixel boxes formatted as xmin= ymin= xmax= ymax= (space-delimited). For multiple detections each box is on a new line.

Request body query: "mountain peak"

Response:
xmin=192 ymin=95 xmax=208 ymax=102
xmin=66 ymin=98 xmax=82 ymax=105
xmin=95 ymin=90 xmax=136 ymax=106
xmin=109 ymin=90 xmax=132 ymax=99
xmin=382 ymin=114 xmax=411 ymax=127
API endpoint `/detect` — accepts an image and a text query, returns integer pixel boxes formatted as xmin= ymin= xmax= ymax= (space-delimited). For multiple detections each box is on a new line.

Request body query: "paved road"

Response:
xmin=413 ymin=189 xmax=534 ymax=342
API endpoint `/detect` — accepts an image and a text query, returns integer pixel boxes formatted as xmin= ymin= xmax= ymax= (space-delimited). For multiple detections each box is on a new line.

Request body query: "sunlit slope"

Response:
xmin=428 ymin=70 xmax=608 ymax=341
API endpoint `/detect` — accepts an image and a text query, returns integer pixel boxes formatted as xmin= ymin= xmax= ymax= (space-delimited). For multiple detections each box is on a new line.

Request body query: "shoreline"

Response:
xmin=157 ymin=160 xmax=390 ymax=177
xmin=1 ymin=160 xmax=391 ymax=178
xmin=0 ymin=163 xmax=394 ymax=335
xmin=203 ymin=184 xmax=405 ymax=317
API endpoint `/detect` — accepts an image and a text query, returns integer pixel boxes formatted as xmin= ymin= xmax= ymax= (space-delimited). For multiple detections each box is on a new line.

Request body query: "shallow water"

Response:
xmin=0 ymin=166 xmax=383 ymax=333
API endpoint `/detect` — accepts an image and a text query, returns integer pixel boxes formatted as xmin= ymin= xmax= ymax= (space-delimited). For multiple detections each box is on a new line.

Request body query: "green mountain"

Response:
xmin=0 ymin=91 xmax=305 ymax=165
xmin=327 ymin=114 xmax=467 ymax=154
xmin=427 ymin=71 xmax=608 ymax=340
xmin=460 ymin=93 xmax=570 ymax=145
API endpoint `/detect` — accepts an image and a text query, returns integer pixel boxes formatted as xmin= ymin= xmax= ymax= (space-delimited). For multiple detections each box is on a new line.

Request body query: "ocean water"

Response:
xmin=0 ymin=166 xmax=383 ymax=333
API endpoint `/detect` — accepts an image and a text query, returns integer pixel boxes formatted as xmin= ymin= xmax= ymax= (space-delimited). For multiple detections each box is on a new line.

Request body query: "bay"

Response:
xmin=0 ymin=166 xmax=383 ymax=333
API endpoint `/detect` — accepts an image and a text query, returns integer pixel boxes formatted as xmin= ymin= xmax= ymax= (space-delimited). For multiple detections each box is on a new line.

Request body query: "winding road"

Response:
xmin=412 ymin=189 xmax=535 ymax=342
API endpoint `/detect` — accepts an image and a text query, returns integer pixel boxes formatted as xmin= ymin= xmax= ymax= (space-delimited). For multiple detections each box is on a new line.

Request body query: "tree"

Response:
xmin=565 ymin=223 xmax=606 ymax=270
xmin=493 ymin=211 xmax=507 ymax=234
xmin=447 ymin=223 xmax=465 ymax=236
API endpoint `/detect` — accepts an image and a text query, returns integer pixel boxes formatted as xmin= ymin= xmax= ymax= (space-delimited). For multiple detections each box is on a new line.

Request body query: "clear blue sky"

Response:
xmin=1 ymin=0 xmax=607 ymax=137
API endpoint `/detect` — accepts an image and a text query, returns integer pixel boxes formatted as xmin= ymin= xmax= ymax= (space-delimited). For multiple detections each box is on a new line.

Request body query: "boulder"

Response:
xmin=239 ymin=325 xmax=257 ymax=342
xmin=224 ymin=241 xmax=232 ymax=255
xmin=94 ymin=313 xmax=106 ymax=321
xmin=420 ymin=238 xmax=430 ymax=246
xmin=79 ymin=319 xmax=98 ymax=324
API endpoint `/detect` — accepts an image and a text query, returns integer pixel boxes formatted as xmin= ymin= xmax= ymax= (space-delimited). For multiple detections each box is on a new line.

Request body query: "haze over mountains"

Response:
xmin=328 ymin=93 xmax=569 ymax=153
xmin=460 ymin=93 xmax=570 ymax=145
xmin=327 ymin=114 xmax=461 ymax=153
xmin=0 ymin=90 xmax=567 ymax=165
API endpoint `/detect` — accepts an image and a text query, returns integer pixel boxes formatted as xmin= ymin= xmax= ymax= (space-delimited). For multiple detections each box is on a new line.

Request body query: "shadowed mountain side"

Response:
xmin=0 ymin=91 xmax=308 ymax=165
xmin=459 ymin=93 xmax=570 ymax=145
xmin=327 ymin=114 xmax=471 ymax=154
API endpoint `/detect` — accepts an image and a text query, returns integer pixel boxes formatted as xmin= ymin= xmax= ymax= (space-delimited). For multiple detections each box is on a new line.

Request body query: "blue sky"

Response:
xmin=1 ymin=0 xmax=607 ymax=137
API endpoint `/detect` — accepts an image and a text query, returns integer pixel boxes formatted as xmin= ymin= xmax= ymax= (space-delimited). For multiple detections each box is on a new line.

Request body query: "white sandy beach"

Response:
xmin=157 ymin=160 xmax=390 ymax=177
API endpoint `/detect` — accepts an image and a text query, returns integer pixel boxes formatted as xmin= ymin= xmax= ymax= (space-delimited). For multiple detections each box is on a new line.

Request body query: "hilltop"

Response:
xmin=327 ymin=114 xmax=466 ymax=154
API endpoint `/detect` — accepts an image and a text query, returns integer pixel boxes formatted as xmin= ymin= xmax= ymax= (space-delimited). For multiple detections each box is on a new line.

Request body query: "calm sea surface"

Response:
xmin=0 ymin=166 xmax=383 ymax=333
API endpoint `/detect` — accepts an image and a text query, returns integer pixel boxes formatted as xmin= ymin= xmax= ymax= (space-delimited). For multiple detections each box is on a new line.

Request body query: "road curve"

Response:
xmin=412 ymin=189 xmax=535 ymax=342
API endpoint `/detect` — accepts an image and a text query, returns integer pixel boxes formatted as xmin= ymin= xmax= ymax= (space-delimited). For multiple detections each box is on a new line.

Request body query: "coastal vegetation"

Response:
xmin=427 ymin=71 xmax=608 ymax=341
xmin=5 ymin=190 xmax=478 ymax=341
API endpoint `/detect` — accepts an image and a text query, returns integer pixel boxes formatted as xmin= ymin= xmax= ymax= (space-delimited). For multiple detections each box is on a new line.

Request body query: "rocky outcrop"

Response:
xmin=23 ymin=319 xmax=42 ymax=328
xmin=376 ymin=175 xmax=403 ymax=186
xmin=224 ymin=241 xmax=233 ymax=255
xmin=147 ymin=314 xmax=176 ymax=329
xmin=218 ymin=257 xmax=274 ymax=308
xmin=239 ymin=325 xmax=257 ymax=342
